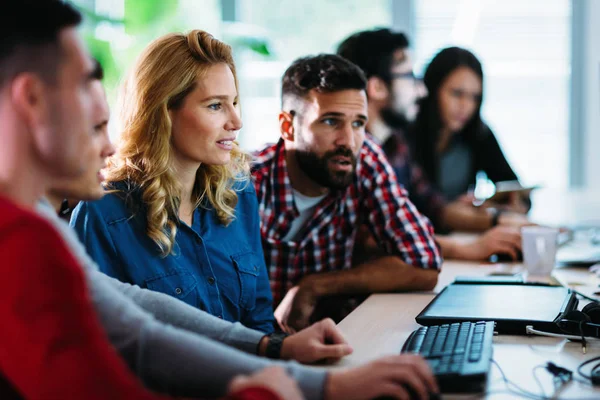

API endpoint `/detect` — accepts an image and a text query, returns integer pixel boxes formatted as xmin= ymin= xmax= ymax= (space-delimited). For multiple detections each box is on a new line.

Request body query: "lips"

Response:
xmin=330 ymin=156 xmax=352 ymax=166
xmin=216 ymin=136 xmax=236 ymax=145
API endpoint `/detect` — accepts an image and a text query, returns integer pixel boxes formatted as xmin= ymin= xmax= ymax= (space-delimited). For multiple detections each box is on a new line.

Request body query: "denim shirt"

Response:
xmin=70 ymin=180 xmax=275 ymax=333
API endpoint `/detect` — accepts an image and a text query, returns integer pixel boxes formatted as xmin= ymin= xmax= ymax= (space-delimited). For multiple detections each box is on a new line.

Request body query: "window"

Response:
xmin=413 ymin=0 xmax=571 ymax=189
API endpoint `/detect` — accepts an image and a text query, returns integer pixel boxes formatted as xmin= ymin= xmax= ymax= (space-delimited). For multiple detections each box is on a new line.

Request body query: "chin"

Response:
xmin=82 ymin=187 xmax=106 ymax=201
xmin=207 ymin=156 xmax=232 ymax=166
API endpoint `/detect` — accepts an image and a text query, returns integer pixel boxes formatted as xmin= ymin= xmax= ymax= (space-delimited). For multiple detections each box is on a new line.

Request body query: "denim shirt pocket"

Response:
xmin=231 ymin=251 xmax=260 ymax=311
xmin=145 ymin=269 xmax=198 ymax=306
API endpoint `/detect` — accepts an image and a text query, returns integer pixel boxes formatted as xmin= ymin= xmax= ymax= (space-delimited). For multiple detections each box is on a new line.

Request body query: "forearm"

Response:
xmin=88 ymin=272 xmax=326 ymax=399
xmin=440 ymin=202 xmax=492 ymax=232
xmin=300 ymin=257 xmax=439 ymax=298
xmin=436 ymin=235 xmax=478 ymax=260
xmin=90 ymin=269 xmax=264 ymax=354
xmin=142 ymin=322 xmax=326 ymax=399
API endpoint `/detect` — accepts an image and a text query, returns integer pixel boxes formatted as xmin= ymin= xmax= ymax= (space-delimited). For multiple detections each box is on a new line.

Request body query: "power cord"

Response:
xmin=491 ymin=359 xmax=599 ymax=400
xmin=577 ymin=356 xmax=600 ymax=385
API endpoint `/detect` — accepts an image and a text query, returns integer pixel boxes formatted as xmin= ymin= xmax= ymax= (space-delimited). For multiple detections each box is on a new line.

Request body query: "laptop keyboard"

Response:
xmin=402 ymin=321 xmax=494 ymax=393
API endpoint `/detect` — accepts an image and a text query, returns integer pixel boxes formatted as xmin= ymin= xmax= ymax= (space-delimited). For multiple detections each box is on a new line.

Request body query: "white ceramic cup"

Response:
xmin=521 ymin=226 xmax=559 ymax=276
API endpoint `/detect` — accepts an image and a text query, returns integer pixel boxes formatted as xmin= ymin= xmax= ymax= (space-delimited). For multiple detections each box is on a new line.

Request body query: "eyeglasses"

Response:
xmin=390 ymin=71 xmax=417 ymax=81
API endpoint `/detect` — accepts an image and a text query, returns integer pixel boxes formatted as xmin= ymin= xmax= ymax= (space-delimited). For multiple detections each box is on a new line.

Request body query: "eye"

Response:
xmin=450 ymin=89 xmax=463 ymax=98
xmin=352 ymin=120 xmax=365 ymax=128
xmin=208 ymin=102 xmax=222 ymax=111
xmin=93 ymin=123 xmax=107 ymax=136
xmin=321 ymin=118 xmax=338 ymax=127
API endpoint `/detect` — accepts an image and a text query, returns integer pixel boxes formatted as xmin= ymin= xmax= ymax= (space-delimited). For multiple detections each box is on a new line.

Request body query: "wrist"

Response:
xmin=324 ymin=371 xmax=342 ymax=400
xmin=264 ymin=332 xmax=289 ymax=359
xmin=257 ymin=335 xmax=269 ymax=356
xmin=299 ymin=274 xmax=324 ymax=298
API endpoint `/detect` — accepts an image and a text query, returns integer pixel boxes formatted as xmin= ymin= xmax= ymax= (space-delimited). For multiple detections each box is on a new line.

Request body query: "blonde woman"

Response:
xmin=71 ymin=30 xmax=275 ymax=333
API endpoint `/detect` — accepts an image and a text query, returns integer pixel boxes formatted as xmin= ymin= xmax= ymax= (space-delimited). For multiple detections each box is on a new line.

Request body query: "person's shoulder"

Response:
xmin=359 ymin=136 xmax=392 ymax=167
xmin=232 ymin=175 xmax=256 ymax=195
xmin=251 ymin=142 xmax=280 ymax=173
xmin=0 ymin=197 xmax=60 ymax=241
xmin=76 ymin=182 xmax=139 ymax=224
xmin=473 ymin=121 xmax=494 ymax=140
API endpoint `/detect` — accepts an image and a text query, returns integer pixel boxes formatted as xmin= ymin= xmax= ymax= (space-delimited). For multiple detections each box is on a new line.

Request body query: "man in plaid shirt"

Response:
xmin=252 ymin=54 xmax=442 ymax=332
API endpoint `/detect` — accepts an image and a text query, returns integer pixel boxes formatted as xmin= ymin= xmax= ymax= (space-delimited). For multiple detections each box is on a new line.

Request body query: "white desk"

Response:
xmin=334 ymin=190 xmax=600 ymax=399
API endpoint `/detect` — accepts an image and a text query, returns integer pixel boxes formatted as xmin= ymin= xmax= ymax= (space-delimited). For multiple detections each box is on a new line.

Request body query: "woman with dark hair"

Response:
xmin=411 ymin=46 xmax=529 ymax=211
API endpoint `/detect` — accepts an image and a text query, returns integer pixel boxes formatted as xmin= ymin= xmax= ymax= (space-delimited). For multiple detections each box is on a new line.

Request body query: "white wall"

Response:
xmin=580 ymin=0 xmax=600 ymax=189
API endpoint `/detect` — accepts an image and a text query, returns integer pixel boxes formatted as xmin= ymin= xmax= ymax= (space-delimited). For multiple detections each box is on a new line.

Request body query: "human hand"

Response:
xmin=274 ymin=286 xmax=299 ymax=333
xmin=325 ymin=354 xmax=438 ymax=400
xmin=281 ymin=318 xmax=353 ymax=363
xmin=497 ymin=211 xmax=534 ymax=229
xmin=457 ymin=226 xmax=522 ymax=261
xmin=228 ymin=366 xmax=304 ymax=400
xmin=275 ymin=282 xmax=320 ymax=333
xmin=286 ymin=282 xmax=320 ymax=332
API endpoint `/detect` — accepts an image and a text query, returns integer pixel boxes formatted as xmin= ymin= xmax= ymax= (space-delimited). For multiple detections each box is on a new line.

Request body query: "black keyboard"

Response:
xmin=402 ymin=321 xmax=494 ymax=393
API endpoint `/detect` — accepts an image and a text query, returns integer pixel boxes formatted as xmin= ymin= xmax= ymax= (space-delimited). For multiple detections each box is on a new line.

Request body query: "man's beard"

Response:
xmin=295 ymin=146 xmax=357 ymax=190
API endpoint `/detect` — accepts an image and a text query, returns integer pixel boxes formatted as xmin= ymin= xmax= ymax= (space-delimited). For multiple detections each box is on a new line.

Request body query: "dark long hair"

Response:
xmin=412 ymin=46 xmax=485 ymax=184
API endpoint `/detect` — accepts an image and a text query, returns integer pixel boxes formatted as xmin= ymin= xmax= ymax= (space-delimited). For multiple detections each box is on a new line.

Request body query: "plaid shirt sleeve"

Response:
xmin=408 ymin=162 xmax=448 ymax=232
xmin=360 ymin=138 xmax=442 ymax=270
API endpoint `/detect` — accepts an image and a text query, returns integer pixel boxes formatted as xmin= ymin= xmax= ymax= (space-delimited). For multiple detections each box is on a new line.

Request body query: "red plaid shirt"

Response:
xmin=379 ymin=130 xmax=448 ymax=232
xmin=252 ymin=137 xmax=442 ymax=306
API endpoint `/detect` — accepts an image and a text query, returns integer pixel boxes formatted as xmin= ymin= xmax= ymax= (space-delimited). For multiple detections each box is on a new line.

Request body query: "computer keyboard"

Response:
xmin=402 ymin=321 xmax=494 ymax=393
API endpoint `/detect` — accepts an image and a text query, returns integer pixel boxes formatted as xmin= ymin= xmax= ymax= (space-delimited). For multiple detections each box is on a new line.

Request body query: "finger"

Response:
xmin=319 ymin=318 xmax=350 ymax=345
xmin=378 ymin=382 xmax=410 ymax=400
xmin=389 ymin=368 xmax=428 ymax=400
xmin=403 ymin=356 xmax=439 ymax=394
xmin=314 ymin=343 xmax=353 ymax=360
xmin=508 ymin=233 xmax=523 ymax=250
xmin=495 ymin=242 xmax=518 ymax=260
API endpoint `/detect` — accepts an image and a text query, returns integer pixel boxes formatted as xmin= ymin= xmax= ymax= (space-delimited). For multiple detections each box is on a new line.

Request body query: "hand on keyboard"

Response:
xmin=402 ymin=321 xmax=494 ymax=393
xmin=325 ymin=354 xmax=439 ymax=400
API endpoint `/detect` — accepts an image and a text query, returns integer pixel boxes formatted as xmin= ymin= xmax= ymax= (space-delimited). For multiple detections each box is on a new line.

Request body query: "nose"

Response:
xmin=101 ymin=133 xmax=116 ymax=158
xmin=227 ymin=106 xmax=243 ymax=131
xmin=334 ymin=122 xmax=356 ymax=149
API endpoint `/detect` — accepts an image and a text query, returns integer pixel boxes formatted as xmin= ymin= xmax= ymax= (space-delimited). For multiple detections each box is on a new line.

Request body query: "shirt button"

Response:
xmin=175 ymin=287 xmax=182 ymax=295
xmin=207 ymin=277 xmax=215 ymax=285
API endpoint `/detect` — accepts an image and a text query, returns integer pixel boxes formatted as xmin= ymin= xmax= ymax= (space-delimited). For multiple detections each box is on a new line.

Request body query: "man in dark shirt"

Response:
xmin=337 ymin=28 xmax=529 ymax=261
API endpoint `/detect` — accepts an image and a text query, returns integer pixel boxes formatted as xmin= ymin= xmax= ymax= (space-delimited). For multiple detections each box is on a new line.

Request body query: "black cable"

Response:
xmin=579 ymin=319 xmax=587 ymax=353
xmin=577 ymin=356 xmax=600 ymax=380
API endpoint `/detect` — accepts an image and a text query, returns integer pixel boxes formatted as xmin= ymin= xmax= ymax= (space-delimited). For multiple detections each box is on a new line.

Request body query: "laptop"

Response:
xmin=415 ymin=283 xmax=578 ymax=334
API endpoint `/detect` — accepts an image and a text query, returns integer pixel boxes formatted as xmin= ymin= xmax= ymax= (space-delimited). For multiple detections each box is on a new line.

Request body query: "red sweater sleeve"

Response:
xmin=226 ymin=387 xmax=282 ymax=400
xmin=0 ymin=205 xmax=168 ymax=400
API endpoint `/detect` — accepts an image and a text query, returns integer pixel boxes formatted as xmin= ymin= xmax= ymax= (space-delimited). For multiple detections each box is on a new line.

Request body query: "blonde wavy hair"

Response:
xmin=105 ymin=30 xmax=250 ymax=256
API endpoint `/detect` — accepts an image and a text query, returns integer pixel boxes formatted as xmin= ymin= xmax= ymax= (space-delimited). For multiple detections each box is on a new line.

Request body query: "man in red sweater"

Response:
xmin=0 ymin=1 xmax=297 ymax=399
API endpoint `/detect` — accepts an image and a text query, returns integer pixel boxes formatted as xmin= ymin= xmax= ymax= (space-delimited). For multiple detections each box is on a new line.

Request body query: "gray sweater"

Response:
xmin=36 ymin=200 xmax=326 ymax=399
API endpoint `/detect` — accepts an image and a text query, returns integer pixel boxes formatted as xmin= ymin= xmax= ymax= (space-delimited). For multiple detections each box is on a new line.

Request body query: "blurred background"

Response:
xmin=71 ymin=0 xmax=599 ymax=191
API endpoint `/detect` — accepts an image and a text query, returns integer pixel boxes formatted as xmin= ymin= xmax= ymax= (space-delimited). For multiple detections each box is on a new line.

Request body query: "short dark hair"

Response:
xmin=0 ymin=0 xmax=82 ymax=88
xmin=281 ymin=54 xmax=367 ymax=108
xmin=91 ymin=58 xmax=104 ymax=81
xmin=337 ymin=28 xmax=409 ymax=83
